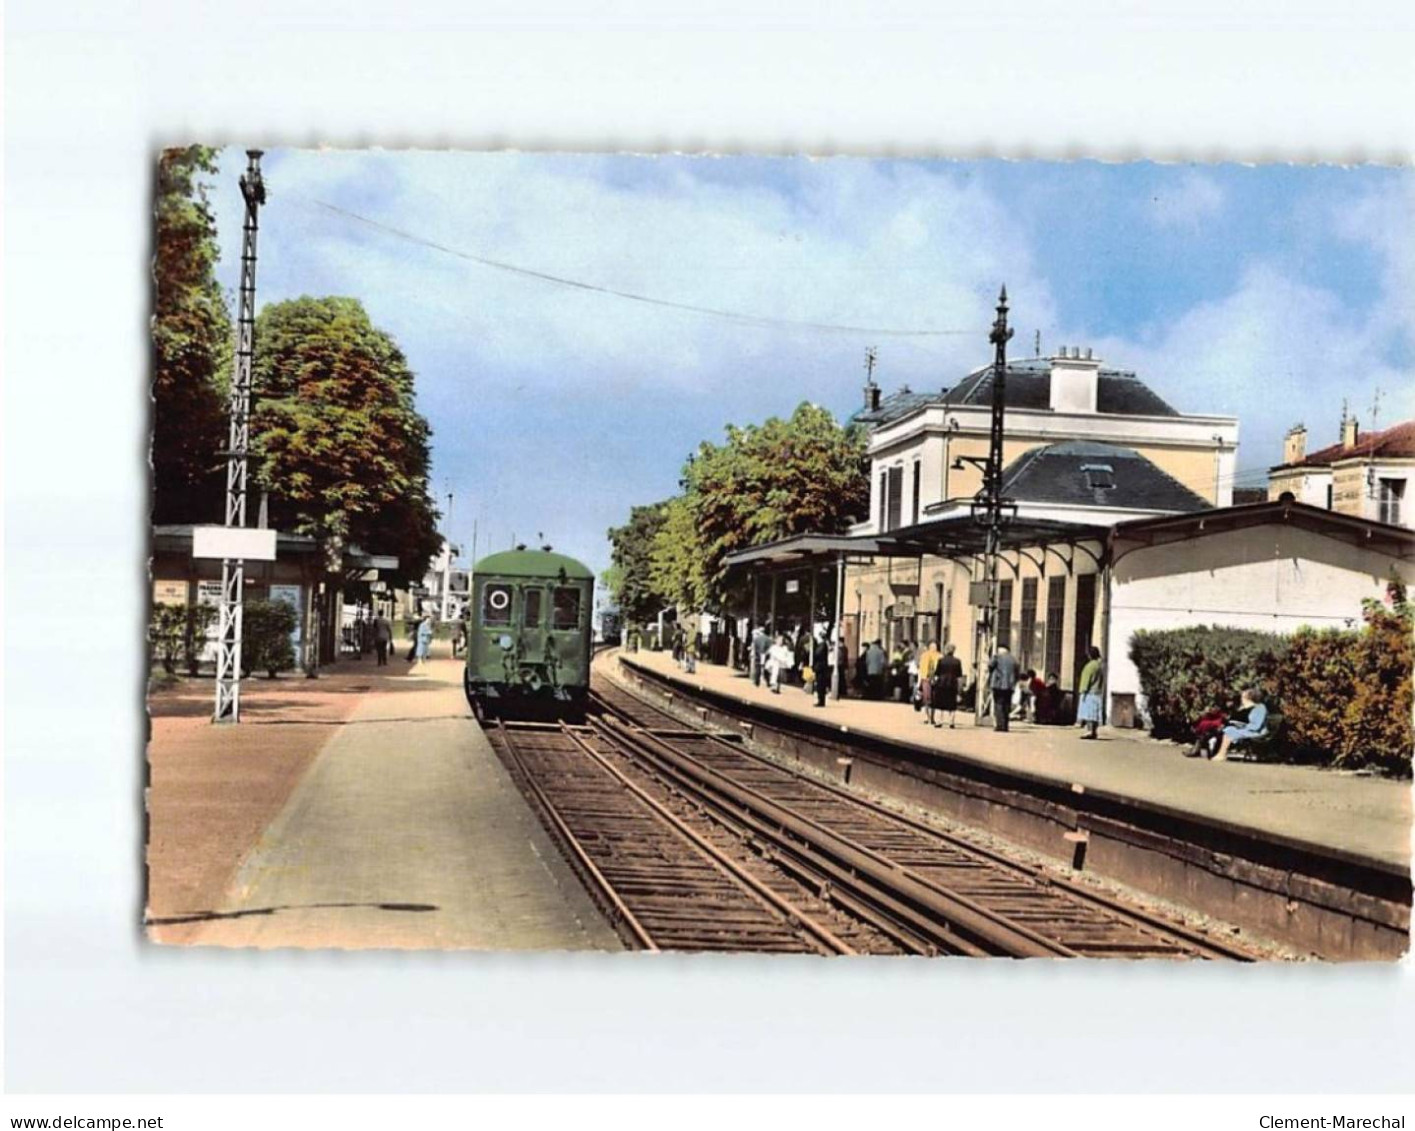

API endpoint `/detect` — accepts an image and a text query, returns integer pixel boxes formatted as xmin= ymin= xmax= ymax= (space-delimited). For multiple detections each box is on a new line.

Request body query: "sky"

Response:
xmin=207 ymin=151 xmax=1414 ymax=581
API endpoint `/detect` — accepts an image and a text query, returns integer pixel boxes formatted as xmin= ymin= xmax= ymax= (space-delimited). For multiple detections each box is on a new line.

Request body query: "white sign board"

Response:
xmin=784 ymin=579 xmax=800 ymax=594
xmin=192 ymin=525 xmax=277 ymax=562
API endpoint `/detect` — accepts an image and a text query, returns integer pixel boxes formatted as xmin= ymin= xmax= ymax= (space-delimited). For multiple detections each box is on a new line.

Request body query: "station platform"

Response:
xmin=612 ymin=649 xmax=1411 ymax=872
xmin=147 ymin=649 xmax=621 ymax=951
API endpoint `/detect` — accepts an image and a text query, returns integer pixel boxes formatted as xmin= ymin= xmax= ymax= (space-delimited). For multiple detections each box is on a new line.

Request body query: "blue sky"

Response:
xmin=207 ymin=151 xmax=1413 ymax=580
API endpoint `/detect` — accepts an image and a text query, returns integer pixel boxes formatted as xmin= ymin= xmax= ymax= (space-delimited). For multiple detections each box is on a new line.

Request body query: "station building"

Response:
xmin=1269 ymin=415 xmax=1414 ymax=528
xmin=150 ymin=524 xmax=397 ymax=669
xmin=723 ymin=351 xmax=1415 ymax=727
xmin=843 ymin=349 xmax=1236 ymax=687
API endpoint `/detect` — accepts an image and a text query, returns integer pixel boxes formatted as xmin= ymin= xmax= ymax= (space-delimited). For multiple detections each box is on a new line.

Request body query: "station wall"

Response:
xmin=1107 ymin=522 xmax=1415 ymax=709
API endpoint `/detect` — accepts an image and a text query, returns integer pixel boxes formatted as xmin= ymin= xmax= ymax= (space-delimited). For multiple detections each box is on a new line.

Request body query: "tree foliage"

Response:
xmin=649 ymin=403 xmax=868 ymax=614
xmin=1281 ymin=578 xmax=1413 ymax=776
xmin=606 ymin=502 xmax=671 ymax=624
xmin=251 ymin=296 xmax=441 ymax=585
xmin=648 ymin=495 xmax=710 ymax=616
xmin=151 ymin=147 xmax=232 ymax=523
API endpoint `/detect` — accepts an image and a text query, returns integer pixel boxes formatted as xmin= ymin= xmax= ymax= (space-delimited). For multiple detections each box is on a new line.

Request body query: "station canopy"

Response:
xmin=722 ymin=514 xmax=1110 ymax=577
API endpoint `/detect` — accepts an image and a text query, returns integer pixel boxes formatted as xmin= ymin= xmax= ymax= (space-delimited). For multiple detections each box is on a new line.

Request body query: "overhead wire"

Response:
xmin=287 ymin=192 xmax=982 ymax=339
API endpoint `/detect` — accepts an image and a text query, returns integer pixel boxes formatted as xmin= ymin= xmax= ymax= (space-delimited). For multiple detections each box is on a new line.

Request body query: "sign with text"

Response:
xmin=192 ymin=525 xmax=277 ymax=561
xmin=153 ymin=579 xmax=188 ymax=606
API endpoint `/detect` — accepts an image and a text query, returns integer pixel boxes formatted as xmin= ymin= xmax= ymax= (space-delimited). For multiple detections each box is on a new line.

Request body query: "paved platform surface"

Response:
xmin=167 ymin=652 xmax=621 ymax=951
xmin=614 ymin=650 xmax=1412 ymax=871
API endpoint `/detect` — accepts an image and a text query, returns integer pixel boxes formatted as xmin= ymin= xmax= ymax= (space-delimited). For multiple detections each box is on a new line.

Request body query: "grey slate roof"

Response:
xmin=849 ymin=357 xmax=1181 ymax=428
xmin=848 ymin=386 xmax=934 ymax=427
xmin=999 ymin=440 xmax=1211 ymax=514
xmin=942 ymin=357 xmax=1181 ymax=417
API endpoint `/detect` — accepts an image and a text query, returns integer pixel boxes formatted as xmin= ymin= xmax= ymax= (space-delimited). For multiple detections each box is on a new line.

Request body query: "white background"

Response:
xmin=5 ymin=0 xmax=1414 ymax=1095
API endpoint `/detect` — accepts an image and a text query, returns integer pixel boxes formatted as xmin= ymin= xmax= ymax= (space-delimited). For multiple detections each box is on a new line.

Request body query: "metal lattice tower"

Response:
xmin=214 ymin=150 xmax=267 ymax=723
xmin=972 ymin=285 xmax=1013 ymax=722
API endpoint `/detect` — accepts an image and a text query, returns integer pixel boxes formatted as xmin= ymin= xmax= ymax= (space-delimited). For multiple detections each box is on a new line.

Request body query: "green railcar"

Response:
xmin=463 ymin=547 xmax=595 ymax=717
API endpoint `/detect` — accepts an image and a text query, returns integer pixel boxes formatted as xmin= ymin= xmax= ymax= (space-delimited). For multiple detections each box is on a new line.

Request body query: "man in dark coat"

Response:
xmin=987 ymin=644 xmax=1019 ymax=732
xmin=812 ymin=634 xmax=832 ymax=708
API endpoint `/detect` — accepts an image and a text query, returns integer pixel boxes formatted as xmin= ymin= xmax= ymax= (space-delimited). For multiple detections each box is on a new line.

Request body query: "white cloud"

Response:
xmin=197 ymin=153 xmax=1411 ymax=572
xmin=1087 ymin=262 xmax=1414 ymax=481
xmin=1146 ymin=170 xmax=1225 ymax=230
xmin=210 ymin=150 xmax=1059 ymax=407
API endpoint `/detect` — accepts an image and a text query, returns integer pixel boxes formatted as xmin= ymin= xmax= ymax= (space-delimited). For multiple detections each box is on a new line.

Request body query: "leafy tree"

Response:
xmin=647 ymin=495 xmax=710 ymax=617
xmin=251 ymin=296 xmax=441 ymax=585
xmin=681 ymin=403 xmax=868 ymax=610
xmin=607 ymin=501 xmax=671 ymax=623
xmin=151 ymin=147 xmax=232 ymax=524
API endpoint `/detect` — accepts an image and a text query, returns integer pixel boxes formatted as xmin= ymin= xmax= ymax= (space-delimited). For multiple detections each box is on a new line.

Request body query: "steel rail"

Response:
xmin=493 ymin=719 xmax=659 ymax=951
xmin=591 ymin=680 xmax=1258 ymax=961
xmin=553 ymin=723 xmax=858 ymax=956
xmin=493 ymin=718 xmax=859 ymax=955
xmin=590 ymin=713 xmax=1073 ymax=958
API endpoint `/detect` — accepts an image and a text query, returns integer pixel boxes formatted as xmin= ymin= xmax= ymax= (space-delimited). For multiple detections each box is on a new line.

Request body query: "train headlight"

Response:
xmin=498 ymin=634 xmax=513 ymax=650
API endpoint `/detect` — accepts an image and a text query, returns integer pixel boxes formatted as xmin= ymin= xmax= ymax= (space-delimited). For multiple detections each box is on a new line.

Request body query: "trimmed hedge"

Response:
xmin=244 ymin=599 xmax=298 ymax=677
xmin=1128 ymin=625 xmax=1288 ymax=740
xmin=1129 ymin=581 xmax=1413 ymax=777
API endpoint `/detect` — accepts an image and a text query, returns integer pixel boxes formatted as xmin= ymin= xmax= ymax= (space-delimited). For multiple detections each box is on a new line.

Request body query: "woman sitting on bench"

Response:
xmin=1213 ymin=687 xmax=1269 ymax=763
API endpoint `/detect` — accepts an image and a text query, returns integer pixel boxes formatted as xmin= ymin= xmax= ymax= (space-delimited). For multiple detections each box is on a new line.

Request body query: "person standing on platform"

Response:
xmin=865 ymin=640 xmax=887 ymax=700
xmin=917 ymin=639 xmax=941 ymax=725
xmin=372 ymin=612 xmax=393 ymax=667
xmin=1077 ymin=646 xmax=1104 ymax=740
xmin=932 ymin=643 xmax=963 ymax=728
xmin=414 ymin=615 xmax=434 ymax=668
xmin=987 ymin=644 xmax=1019 ymax=732
xmin=751 ymin=624 xmax=770 ymax=687
xmin=811 ymin=633 xmax=832 ymax=708
xmin=836 ymin=637 xmax=850 ymax=699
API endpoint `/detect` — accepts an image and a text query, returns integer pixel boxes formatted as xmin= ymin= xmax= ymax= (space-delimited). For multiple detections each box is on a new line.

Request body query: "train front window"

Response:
xmin=552 ymin=587 xmax=581 ymax=630
xmin=482 ymin=583 xmax=513 ymax=626
xmin=523 ymin=588 xmax=543 ymax=627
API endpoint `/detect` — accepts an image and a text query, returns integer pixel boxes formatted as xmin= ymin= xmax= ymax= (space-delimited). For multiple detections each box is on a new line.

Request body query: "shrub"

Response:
xmin=1128 ymin=625 xmax=1288 ymax=739
xmin=244 ymin=598 xmax=298 ymax=677
xmin=183 ymin=602 xmax=218 ymax=675
xmin=148 ymin=604 xmax=188 ymax=676
xmin=1279 ymin=580 xmax=1413 ymax=776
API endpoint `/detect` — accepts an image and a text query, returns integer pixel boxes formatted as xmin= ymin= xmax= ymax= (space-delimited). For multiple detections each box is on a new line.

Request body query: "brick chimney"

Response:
xmin=864 ymin=381 xmax=881 ymax=412
xmin=1283 ymin=423 xmax=1307 ymax=465
xmin=1049 ymin=346 xmax=1100 ymax=414
xmin=1342 ymin=413 xmax=1359 ymax=449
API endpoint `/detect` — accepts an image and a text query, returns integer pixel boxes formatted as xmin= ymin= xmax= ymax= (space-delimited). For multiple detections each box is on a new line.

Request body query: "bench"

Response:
xmin=1230 ymin=712 xmax=1284 ymax=763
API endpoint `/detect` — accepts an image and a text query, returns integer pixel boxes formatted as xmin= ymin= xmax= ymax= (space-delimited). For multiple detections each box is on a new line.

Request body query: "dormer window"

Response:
xmin=1081 ymin=462 xmax=1115 ymax=491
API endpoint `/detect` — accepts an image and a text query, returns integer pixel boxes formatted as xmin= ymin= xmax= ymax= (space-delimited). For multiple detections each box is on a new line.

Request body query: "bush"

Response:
xmin=148 ymin=601 xmax=219 ymax=677
xmin=1129 ymin=579 xmax=1413 ymax=777
xmin=183 ymin=602 xmax=218 ymax=674
xmin=148 ymin=604 xmax=188 ymax=676
xmin=244 ymin=598 xmax=298 ymax=677
xmin=1129 ymin=625 xmax=1288 ymax=739
xmin=1279 ymin=581 xmax=1413 ymax=776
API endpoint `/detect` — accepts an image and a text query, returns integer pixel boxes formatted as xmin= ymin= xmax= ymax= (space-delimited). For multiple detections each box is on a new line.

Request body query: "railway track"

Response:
xmin=488 ymin=719 xmax=899 ymax=954
xmin=488 ymin=678 xmax=1258 ymax=959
